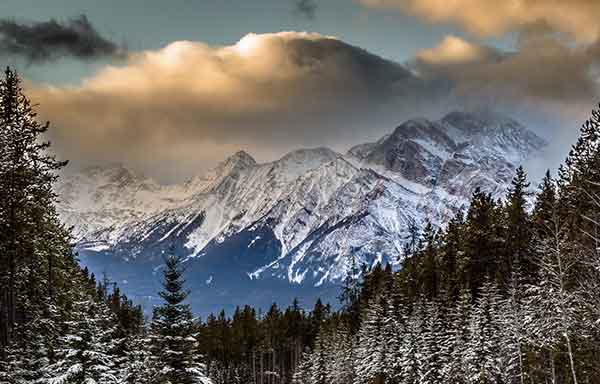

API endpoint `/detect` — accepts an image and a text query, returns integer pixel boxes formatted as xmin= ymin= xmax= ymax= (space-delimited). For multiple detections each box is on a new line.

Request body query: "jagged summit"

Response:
xmin=79 ymin=163 xmax=151 ymax=185
xmin=442 ymin=110 xmax=516 ymax=133
xmin=222 ymin=150 xmax=257 ymax=169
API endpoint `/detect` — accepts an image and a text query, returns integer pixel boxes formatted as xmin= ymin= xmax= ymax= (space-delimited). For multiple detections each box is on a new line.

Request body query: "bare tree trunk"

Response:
xmin=518 ymin=343 xmax=525 ymax=384
xmin=0 ymin=287 xmax=8 ymax=356
xmin=550 ymin=349 xmax=556 ymax=384
xmin=273 ymin=348 xmax=276 ymax=384
xmin=554 ymin=227 xmax=578 ymax=384
xmin=253 ymin=349 xmax=257 ymax=384
xmin=48 ymin=250 xmax=54 ymax=299
xmin=8 ymin=250 xmax=15 ymax=346
xmin=564 ymin=332 xmax=578 ymax=384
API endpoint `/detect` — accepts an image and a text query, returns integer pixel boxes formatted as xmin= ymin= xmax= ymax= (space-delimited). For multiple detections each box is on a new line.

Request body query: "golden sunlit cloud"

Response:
xmin=25 ymin=30 xmax=599 ymax=181
xmin=413 ymin=34 xmax=600 ymax=104
xmin=360 ymin=0 xmax=600 ymax=42
xmin=417 ymin=35 xmax=499 ymax=65
xmin=28 ymin=32 xmax=438 ymax=180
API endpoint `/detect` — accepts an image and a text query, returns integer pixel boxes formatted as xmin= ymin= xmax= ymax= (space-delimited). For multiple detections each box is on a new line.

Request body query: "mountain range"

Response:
xmin=56 ymin=110 xmax=547 ymax=314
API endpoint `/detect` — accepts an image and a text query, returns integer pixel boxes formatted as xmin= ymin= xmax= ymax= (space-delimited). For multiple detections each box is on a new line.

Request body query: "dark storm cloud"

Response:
xmin=0 ymin=15 xmax=124 ymax=62
xmin=293 ymin=0 xmax=318 ymax=20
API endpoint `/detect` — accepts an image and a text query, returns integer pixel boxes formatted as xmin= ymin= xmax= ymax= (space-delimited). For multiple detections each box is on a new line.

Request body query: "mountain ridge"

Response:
xmin=56 ymin=110 xmax=547 ymax=313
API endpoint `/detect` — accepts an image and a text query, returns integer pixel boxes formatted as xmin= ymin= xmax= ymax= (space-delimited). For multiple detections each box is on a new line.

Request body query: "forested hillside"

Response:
xmin=292 ymin=108 xmax=600 ymax=383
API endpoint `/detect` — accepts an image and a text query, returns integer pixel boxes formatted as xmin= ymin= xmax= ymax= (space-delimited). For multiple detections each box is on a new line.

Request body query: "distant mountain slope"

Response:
xmin=56 ymin=111 xmax=546 ymax=314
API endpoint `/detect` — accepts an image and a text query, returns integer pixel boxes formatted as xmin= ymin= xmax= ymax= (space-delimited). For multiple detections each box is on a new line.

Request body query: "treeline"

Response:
xmin=198 ymin=298 xmax=337 ymax=384
xmin=293 ymin=107 xmax=600 ymax=383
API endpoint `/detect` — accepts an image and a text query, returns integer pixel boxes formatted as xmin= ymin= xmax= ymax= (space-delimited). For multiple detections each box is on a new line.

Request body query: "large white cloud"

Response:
xmin=27 ymin=31 xmax=600 ymax=181
xmin=29 ymin=32 xmax=444 ymax=180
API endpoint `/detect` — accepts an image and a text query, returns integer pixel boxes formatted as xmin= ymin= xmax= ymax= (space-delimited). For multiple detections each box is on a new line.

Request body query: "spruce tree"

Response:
xmin=0 ymin=67 xmax=68 ymax=353
xmin=292 ymin=348 xmax=313 ymax=384
xmin=501 ymin=269 xmax=528 ymax=384
xmin=119 ymin=335 xmax=152 ymax=384
xmin=398 ymin=299 xmax=426 ymax=384
xmin=526 ymin=208 xmax=583 ymax=384
xmin=504 ymin=166 xmax=534 ymax=281
xmin=354 ymin=296 xmax=387 ymax=384
xmin=444 ymin=289 xmax=472 ymax=384
xmin=310 ymin=328 xmax=329 ymax=384
xmin=148 ymin=254 xmax=211 ymax=384
xmin=439 ymin=211 xmax=464 ymax=299
xmin=460 ymin=188 xmax=502 ymax=293
xmin=340 ymin=253 xmax=362 ymax=335
xmin=421 ymin=299 xmax=447 ymax=384
xmin=465 ymin=280 xmax=503 ymax=384
xmin=43 ymin=297 xmax=119 ymax=384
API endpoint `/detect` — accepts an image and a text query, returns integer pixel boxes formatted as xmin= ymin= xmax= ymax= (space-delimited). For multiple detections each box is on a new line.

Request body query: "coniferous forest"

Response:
xmin=2 ymin=63 xmax=600 ymax=384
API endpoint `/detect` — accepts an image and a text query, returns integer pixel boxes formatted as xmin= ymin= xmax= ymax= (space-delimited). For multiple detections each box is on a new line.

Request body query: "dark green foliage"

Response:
xmin=198 ymin=297 xmax=336 ymax=384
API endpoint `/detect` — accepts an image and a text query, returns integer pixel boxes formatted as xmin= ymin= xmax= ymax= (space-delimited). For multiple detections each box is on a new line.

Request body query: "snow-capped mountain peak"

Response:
xmin=57 ymin=111 xmax=547 ymax=312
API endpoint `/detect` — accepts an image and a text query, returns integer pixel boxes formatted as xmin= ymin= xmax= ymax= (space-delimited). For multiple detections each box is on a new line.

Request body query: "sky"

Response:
xmin=1 ymin=0 xmax=599 ymax=182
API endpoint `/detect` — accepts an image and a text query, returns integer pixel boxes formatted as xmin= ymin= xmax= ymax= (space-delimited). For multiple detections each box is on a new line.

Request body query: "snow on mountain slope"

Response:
xmin=56 ymin=111 xmax=546 ymax=292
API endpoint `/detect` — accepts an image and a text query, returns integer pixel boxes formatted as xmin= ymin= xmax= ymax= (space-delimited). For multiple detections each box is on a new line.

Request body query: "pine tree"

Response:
xmin=292 ymin=348 xmax=313 ymax=384
xmin=444 ymin=289 xmax=472 ymax=384
xmin=148 ymin=254 xmax=211 ymax=384
xmin=465 ymin=280 xmax=503 ymax=384
xmin=504 ymin=166 xmax=534 ymax=281
xmin=42 ymin=298 xmax=119 ymax=384
xmin=501 ymin=269 xmax=528 ymax=384
xmin=310 ymin=328 xmax=329 ymax=384
xmin=0 ymin=67 xmax=68 ymax=353
xmin=526 ymin=208 xmax=583 ymax=384
xmin=354 ymin=296 xmax=388 ymax=384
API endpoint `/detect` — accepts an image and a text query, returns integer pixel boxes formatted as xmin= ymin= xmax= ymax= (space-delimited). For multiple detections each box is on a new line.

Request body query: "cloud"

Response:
xmin=27 ymin=31 xmax=598 ymax=181
xmin=413 ymin=34 xmax=600 ymax=105
xmin=28 ymin=32 xmax=446 ymax=180
xmin=412 ymin=34 xmax=600 ymax=178
xmin=417 ymin=35 xmax=501 ymax=65
xmin=359 ymin=0 xmax=600 ymax=42
xmin=293 ymin=0 xmax=318 ymax=19
xmin=0 ymin=15 xmax=124 ymax=63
